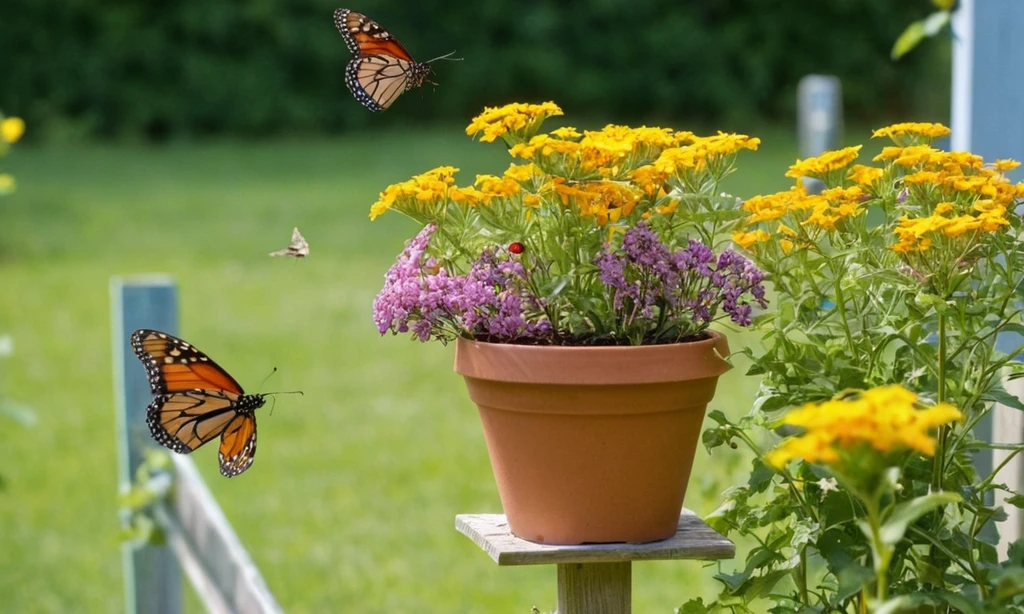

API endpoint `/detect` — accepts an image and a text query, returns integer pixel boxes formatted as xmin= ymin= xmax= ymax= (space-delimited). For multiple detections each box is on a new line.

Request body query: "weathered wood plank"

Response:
xmin=161 ymin=454 xmax=284 ymax=614
xmin=455 ymin=511 xmax=734 ymax=566
xmin=111 ymin=277 xmax=182 ymax=614
xmin=557 ymin=562 xmax=631 ymax=614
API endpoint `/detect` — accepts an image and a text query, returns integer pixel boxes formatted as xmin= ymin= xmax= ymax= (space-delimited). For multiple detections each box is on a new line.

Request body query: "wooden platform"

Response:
xmin=456 ymin=510 xmax=734 ymax=565
xmin=455 ymin=511 xmax=735 ymax=614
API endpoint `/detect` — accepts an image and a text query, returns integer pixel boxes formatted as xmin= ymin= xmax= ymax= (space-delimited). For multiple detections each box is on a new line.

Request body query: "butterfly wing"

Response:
xmin=334 ymin=8 xmax=415 ymax=62
xmin=132 ymin=329 xmax=246 ymax=396
xmin=219 ymin=413 xmax=257 ymax=477
xmin=333 ymin=8 xmax=429 ymax=112
xmin=345 ymin=56 xmax=414 ymax=112
xmin=131 ymin=330 xmax=257 ymax=467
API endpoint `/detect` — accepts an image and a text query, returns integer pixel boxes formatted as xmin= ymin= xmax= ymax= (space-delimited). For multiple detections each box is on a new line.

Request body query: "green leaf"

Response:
xmin=891 ymin=11 xmax=951 ymax=60
xmin=676 ymin=598 xmax=711 ymax=614
xmin=983 ymin=381 xmax=1024 ymax=411
xmin=879 ymin=492 xmax=961 ymax=547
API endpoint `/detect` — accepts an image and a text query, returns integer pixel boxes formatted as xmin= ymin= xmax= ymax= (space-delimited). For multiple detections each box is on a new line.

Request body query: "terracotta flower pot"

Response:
xmin=453 ymin=331 xmax=731 ymax=545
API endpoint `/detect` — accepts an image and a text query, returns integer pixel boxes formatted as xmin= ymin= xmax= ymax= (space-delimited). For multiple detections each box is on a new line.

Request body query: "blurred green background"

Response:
xmin=0 ymin=1 xmax=950 ymax=612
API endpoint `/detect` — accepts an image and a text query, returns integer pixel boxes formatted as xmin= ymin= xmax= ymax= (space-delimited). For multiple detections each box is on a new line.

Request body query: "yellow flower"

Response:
xmin=732 ymin=229 xmax=770 ymax=249
xmin=466 ymin=102 xmax=563 ymax=143
xmin=992 ymin=159 xmax=1022 ymax=172
xmin=1 ymin=117 xmax=25 ymax=144
xmin=475 ymin=174 xmax=522 ymax=201
xmin=786 ymin=146 xmax=861 ymax=179
xmin=368 ymin=166 xmax=460 ymax=220
xmin=549 ymin=126 xmax=581 ymax=140
xmin=848 ymin=164 xmax=884 ymax=186
xmin=0 ymin=173 xmax=15 ymax=193
xmin=872 ymin=122 xmax=950 ymax=144
xmin=765 ymin=385 xmax=961 ymax=469
xmin=503 ymin=163 xmax=536 ymax=183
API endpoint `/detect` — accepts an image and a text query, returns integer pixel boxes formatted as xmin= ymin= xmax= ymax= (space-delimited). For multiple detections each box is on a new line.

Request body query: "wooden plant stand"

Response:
xmin=456 ymin=510 xmax=735 ymax=614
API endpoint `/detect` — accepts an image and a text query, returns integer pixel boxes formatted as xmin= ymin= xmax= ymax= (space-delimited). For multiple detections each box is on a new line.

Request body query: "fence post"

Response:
xmin=949 ymin=0 xmax=1024 ymax=558
xmin=111 ymin=276 xmax=182 ymax=614
xmin=796 ymin=75 xmax=842 ymax=195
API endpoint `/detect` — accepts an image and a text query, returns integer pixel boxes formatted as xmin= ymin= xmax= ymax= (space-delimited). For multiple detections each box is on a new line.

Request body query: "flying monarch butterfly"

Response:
xmin=132 ymin=329 xmax=278 ymax=477
xmin=333 ymin=8 xmax=458 ymax=112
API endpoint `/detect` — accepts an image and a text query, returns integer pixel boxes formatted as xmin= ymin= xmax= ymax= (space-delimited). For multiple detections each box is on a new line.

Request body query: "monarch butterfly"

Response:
xmin=132 ymin=329 xmax=271 ymax=477
xmin=333 ymin=8 xmax=458 ymax=112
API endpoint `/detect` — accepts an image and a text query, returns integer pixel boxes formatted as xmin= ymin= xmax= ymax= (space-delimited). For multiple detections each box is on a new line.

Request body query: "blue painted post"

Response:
xmin=111 ymin=276 xmax=182 ymax=614
xmin=950 ymin=0 xmax=1024 ymax=556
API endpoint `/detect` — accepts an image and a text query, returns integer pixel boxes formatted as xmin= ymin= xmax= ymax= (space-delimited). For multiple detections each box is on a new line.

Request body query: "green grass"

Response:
xmin=0 ymin=125 xmax=806 ymax=613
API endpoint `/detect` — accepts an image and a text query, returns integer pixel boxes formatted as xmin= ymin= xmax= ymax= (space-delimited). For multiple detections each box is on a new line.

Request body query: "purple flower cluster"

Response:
xmin=594 ymin=222 xmax=767 ymax=339
xmin=373 ymin=225 xmax=549 ymax=342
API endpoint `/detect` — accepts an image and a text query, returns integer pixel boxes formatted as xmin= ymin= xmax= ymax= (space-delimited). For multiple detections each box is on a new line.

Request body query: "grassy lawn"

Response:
xmin=1 ymin=123 xmax=829 ymax=612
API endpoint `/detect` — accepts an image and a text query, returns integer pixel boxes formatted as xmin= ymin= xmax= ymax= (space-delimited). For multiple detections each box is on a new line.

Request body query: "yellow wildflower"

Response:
xmin=0 ymin=174 xmax=14 ymax=193
xmin=872 ymin=122 xmax=951 ymax=144
xmin=786 ymin=146 xmax=861 ymax=179
xmin=765 ymin=385 xmax=961 ymax=469
xmin=475 ymin=174 xmax=521 ymax=201
xmin=549 ymin=126 xmax=581 ymax=140
xmin=848 ymin=164 xmax=884 ymax=186
xmin=503 ymin=163 xmax=536 ymax=183
xmin=368 ymin=166 xmax=460 ymax=220
xmin=1 ymin=117 xmax=25 ymax=144
xmin=992 ymin=159 xmax=1022 ymax=172
xmin=732 ymin=229 xmax=770 ymax=249
xmin=466 ymin=102 xmax=563 ymax=143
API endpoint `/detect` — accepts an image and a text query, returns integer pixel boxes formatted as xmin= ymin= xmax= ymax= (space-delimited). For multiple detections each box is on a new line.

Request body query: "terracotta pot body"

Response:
xmin=454 ymin=332 xmax=731 ymax=545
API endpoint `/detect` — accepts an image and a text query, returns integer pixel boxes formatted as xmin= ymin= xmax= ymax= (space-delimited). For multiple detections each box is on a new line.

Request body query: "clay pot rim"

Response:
xmin=454 ymin=330 xmax=731 ymax=385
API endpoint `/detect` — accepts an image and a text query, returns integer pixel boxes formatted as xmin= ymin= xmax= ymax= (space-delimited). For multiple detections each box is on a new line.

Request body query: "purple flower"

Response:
xmin=373 ymin=227 xmax=551 ymax=343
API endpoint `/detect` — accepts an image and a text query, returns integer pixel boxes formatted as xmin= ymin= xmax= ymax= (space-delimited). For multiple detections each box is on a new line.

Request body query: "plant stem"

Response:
xmin=932 ymin=312 xmax=947 ymax=493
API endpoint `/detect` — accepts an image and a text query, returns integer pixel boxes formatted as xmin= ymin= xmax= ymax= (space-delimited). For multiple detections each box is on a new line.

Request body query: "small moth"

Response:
xmin=269 ymin=227 xmax=309 ymax=258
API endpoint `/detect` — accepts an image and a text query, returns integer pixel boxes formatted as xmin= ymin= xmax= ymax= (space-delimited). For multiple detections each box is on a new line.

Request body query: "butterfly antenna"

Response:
xmin=425 ymin=50 xmax=462 ymax=63
xmin=269 ymin=396 xmax=276 ymax=417
xmin=258 ymin=367 xmax=278 ymax=393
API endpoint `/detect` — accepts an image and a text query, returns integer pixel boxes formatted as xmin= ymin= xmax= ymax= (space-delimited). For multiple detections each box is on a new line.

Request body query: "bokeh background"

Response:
xmin=0 ymin=1 xmax=951 ymax=612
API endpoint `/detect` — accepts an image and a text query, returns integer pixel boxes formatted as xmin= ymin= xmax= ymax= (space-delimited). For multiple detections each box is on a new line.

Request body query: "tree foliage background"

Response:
xmin=0 ymin=0 xmax=949 ymax=140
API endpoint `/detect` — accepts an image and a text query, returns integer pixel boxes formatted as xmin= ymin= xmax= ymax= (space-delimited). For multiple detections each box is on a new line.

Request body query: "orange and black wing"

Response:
xmin=333 ymin=8 xmax=427 ymax=111
xmin=334 ymin=8 xmax=415 ymax=62
xmin=218 ymin=413 xmax=257 ymax=477
xmin=132 ymin=329 xmax=246 ymax=396
xmin=131 ymin=330 xmax=255 ymax=471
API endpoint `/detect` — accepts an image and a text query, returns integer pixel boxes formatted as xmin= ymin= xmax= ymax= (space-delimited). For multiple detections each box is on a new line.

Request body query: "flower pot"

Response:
xmin=453 ymin=332 xmax=731 ymax=545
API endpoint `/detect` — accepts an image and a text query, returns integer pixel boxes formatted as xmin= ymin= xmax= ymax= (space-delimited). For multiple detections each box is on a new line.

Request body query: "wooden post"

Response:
xmin=111 ymin=276 xmax=182 ymax=614
xmin=797 ymin=74 xmax=842 ymax=159
xmin=949 ymin=0 xmax=1024 ymax=558
xmin=796 ymin=74 xmax=842 ymax=195
xmin=456 ymin=511 xmax=734 ymax=614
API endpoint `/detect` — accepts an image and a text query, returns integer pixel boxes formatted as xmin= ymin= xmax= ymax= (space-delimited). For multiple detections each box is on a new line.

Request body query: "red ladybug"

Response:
xmin=508 ymin=242 xmax=525 ymax=254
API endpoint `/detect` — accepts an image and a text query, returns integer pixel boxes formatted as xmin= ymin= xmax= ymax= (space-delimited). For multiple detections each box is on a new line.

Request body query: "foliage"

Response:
xmin=698 ymin=122 xmax=1024 ymax=612
xmin=371 ymin=102 xmax=767 ymax=345
xmin=0 ymin=0 xmax=948 ymax=140
xmin=119 ymin=449 xmax=174 ymax=546
xmin=891 ymin=0 xmax=957 ymax=60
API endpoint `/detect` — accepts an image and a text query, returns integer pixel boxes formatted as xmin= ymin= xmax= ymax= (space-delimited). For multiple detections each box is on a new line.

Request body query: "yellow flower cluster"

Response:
xmin=510 ymin=123 xmax=688 ymax=178
xmin=552 ymin=179 xmax=639 ymax=225
xmin=892 ymin=200 xmax=1011 ymax=253
xmin=872 ymin=122 xmax=951 ymax=146
xmin=369 ymin=166 xmax=459 ymax=220
xmin=765 ymin=385 xmax=962 ymax=469
xmin=786 ymin=146 xmax=862 ymax=180
xmin=733 ymin=183 xmax=866 ymax=250
xmin=465 ymin=102 xmax=563 ymax=143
